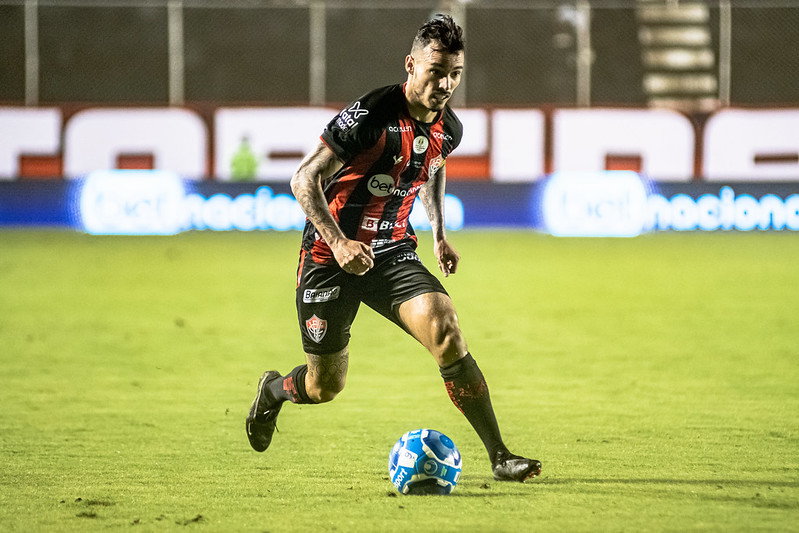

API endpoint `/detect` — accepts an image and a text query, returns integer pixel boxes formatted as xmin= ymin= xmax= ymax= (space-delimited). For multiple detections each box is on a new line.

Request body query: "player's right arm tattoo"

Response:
xmin=290 ymin=141 xmax=345 ymax=246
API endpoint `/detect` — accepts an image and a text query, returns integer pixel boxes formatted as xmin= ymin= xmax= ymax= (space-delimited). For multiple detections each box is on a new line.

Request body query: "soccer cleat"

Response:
xmin=491 ymin=449 xmax=542 ymax=482
xmin=246 ymin=371 xmax=283 ymax=452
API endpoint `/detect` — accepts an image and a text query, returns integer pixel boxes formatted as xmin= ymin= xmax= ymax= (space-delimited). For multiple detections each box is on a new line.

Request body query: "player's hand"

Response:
xmin=435 ymin=239 xmax=460 ymax=277
xmin=332 ymin=239 xmax=375 ymax=276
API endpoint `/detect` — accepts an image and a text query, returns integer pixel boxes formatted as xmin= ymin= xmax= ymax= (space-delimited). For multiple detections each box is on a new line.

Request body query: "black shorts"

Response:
xmin=296 ymin=243 xmax=448 ymax=355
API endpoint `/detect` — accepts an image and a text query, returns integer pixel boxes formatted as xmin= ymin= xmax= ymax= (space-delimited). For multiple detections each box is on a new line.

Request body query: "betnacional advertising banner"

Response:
xmin=1 ymin=105 xmax=798 ymax=236
xmin=1 ymin=170 xmax=797 ymax=237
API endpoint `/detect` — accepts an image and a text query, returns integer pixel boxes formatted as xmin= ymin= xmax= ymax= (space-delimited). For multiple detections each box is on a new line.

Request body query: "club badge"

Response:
xmin=306 ymin=314 xmax=328 ymax=343
xmin=429 ymin=155 xmax=444 ymax=176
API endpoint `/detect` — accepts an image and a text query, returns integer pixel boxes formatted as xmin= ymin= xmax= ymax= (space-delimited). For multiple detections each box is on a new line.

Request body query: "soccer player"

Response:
xmin=246 ymin=14 xmax=541 ymax=482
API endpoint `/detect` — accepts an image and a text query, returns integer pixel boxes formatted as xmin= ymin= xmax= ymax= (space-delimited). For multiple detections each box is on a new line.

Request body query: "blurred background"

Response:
xmin=1 ymin=0 xmax=798 ymax=234
xmin=2 ymin=0 xmax=798 ymax=108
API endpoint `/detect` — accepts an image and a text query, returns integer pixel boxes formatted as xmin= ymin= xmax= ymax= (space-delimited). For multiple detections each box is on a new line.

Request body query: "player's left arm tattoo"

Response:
xmin=420 ymin=162 xmax=447 ymax=244
xmin=421 ymin=162 xmax=460 ymax=276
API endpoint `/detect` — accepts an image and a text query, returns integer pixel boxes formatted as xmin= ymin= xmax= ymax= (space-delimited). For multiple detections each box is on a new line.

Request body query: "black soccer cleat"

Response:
xmin=246 ymin=371 xmax=283 ymax=452
xmin=491 ymin=449 xmax=542 ymax=482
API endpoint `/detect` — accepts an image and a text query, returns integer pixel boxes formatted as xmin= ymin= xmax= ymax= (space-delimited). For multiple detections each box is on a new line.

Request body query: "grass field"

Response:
xmin=1 ymin=229 xmax=798 ymax=532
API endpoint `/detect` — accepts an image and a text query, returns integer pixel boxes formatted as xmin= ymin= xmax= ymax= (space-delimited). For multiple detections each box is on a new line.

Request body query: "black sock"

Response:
xmin=267 ymin=365 xmax=314 ymax=404
xmin=440 ymin=353 xmax=506 ymax=460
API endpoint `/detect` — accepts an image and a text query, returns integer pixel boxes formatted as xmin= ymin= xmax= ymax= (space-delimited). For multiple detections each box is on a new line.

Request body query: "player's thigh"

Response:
xmin=296 ymin=253 xmax=360 ymax=356
xmin=397 ymin=291 xmax=467 ymax=366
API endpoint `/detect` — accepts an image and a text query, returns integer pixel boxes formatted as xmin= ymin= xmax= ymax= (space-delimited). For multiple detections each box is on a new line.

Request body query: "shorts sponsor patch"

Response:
xmin=305 ymin=314 xmax=327 ymax=343
xmin=303 ymin=286 xmax=340 ymax=303
xmin=391 ymin=251 xmax=421 ymax=265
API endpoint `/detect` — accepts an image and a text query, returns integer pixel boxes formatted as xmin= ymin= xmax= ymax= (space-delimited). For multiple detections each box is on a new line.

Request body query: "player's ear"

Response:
xmin=405 ymin=54 xmax=414 ymax=75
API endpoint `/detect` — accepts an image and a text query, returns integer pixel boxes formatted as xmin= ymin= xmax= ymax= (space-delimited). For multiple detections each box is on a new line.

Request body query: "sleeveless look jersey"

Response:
xmin=301 ymin=83 xmax=463 ymax=264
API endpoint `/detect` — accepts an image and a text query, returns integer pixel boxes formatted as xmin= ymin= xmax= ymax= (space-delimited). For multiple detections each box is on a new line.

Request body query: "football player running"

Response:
xmin=246 ymin=14 xmax=541 ymax=483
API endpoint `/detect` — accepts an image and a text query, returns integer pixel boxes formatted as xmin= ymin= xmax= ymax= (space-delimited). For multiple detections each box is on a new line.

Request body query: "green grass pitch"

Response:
xmin=1 ymin=229 xmax=798 ymax=532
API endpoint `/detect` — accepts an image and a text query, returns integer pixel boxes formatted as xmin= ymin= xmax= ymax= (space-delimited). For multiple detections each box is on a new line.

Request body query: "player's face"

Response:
xmin=405 ymin=43 xmax=464 ymax=119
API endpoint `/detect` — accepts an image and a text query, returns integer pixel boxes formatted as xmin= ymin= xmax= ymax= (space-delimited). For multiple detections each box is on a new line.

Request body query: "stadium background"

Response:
xmin=2 ymin=0 xmax=798 ymax=107
xmin=2 ymin=2 xmax=798 ymax=531
xmin=1 ymin=0 xmax=799 ymax=236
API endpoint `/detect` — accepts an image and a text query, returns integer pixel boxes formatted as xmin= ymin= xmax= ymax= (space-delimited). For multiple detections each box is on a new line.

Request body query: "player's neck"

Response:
xmin=405 ymin=99 xmax=438 ymax=123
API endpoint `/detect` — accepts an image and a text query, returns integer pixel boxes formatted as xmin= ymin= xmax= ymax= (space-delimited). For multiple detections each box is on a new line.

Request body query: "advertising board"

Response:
xmin=1 ymin=171 xmax=796 ymax=236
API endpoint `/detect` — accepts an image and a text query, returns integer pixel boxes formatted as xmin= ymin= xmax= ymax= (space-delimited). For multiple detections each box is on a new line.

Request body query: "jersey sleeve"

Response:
xmin=442 ymin=106 xmax=464 ymax=157
xmin=321 ymin=86 xmax=392 ymax=163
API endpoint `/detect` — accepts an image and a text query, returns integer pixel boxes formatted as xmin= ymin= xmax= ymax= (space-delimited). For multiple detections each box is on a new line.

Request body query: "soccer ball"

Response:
xmin=388 ymin=429 xmax=462 ymax=495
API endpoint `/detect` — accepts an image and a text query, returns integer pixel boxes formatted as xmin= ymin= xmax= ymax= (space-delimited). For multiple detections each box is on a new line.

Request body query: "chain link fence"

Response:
xmin=0 ymin=0 xmax=797 ymax=107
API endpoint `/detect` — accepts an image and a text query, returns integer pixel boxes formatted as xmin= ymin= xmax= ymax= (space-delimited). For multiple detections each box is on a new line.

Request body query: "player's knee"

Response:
xmin=430 ymin=315 xmax=467 ymax=365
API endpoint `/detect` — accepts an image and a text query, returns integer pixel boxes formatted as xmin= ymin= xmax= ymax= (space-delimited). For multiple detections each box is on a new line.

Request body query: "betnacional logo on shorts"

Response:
xmin=413 ymin=136 xmax=429 ymax=154
xmin=303 ymin=286 xmax=340 ymax=303
xmin=305 ymin=314 xmax=327 ymax=343
xmin=368 ymin=174 xmax=396 ymax=197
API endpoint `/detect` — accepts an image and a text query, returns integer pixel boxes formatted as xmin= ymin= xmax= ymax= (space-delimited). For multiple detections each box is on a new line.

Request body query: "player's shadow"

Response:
xmin=453 ymin=477 xmax=799 ymax=502
xmin=545 ymin=478 xmax=799 ymax=488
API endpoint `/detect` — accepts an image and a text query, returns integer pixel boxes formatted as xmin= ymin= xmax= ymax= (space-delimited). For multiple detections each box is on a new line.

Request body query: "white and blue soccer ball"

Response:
xmin=388 ymin=429 xmax=462 ymax=495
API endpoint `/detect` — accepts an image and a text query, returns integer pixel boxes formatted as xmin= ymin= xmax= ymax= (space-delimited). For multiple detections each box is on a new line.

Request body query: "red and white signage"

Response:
xmin=2 ymin=105 xmax=799 ymax=182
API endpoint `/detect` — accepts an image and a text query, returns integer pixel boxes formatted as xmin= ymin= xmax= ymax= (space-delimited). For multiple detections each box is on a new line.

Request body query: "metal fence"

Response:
xmin=1 ymin=0 xmax=798 ymax=109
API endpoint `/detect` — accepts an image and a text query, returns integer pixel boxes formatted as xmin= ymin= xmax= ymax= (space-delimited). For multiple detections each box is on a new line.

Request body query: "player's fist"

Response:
xmin=333 ymin=239 xmax=375 ymax=276
xmin=435 ymin=239 xmax=459 ymax=277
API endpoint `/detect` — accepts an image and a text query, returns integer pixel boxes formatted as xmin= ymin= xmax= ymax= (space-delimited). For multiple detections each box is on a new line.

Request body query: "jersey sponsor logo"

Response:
xmin=368 ymin=174 xmax=396 ymax=197
xmin=367 ymin=175 xmax=422 ymax=198
xmin=305 ymin=314 xmax=328 ymax=343
xmin=335 ymin=101 xmax=369 ymax=131
xmin=413 ymin=136 xmax=429 ymax=154
xmin=302 ymin=286 xmax=340 ymax=303
xmin=388 ymin=125 xmax=412 ymax=133
xmin=348 ymin=101 xmax=369 ymax=119
xmin=394 ymin=183 xmax=422 ymax=198
xmin=371 ymin=238 xmax=395 ymax=247
xmin=361 ymin=216 xmax=407 ymax=231
xmin=432 ymin=131 xmax=453 ymax=142
xmin=361 ymin=216 xmax=380 ymax=230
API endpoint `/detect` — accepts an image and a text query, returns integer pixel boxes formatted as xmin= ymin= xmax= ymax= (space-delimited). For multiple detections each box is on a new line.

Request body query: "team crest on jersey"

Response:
xmin=413 ymin=136 xmax=429 ymax=154
xmin=429 ymin=155 xmax=444 ymax=176
xmin=306 ymin=314 xmax=327 ymax=343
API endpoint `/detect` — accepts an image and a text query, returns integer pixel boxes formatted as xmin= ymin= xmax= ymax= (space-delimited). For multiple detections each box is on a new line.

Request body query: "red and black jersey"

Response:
xmin=301 ymin=83 xmax=463 ymax=264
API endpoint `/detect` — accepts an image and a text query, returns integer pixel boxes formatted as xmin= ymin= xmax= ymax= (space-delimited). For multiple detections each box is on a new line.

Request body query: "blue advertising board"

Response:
xmin=0 ymin=171 xmax=797 ymax=236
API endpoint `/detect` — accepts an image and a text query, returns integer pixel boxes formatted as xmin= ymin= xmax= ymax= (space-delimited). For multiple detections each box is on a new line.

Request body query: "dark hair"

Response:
xmin=412 ymin=14 xmax=465 ymax=54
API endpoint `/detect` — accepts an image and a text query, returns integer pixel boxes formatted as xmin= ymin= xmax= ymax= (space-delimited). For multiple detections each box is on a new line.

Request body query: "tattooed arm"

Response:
xmin=419 ymin=161 xmax=459 ymax=276
xmin=290 ymin=141 xmax=375 ymax=275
